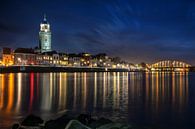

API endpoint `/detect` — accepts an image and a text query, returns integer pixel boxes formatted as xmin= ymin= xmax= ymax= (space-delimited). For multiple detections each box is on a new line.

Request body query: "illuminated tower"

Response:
xmin=39 ymin=15 xmax=51 ymax=53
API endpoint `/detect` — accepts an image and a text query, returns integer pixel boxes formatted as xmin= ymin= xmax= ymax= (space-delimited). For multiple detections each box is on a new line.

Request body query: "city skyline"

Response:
xmin=0 ymin=0 xmax=195 ymax=64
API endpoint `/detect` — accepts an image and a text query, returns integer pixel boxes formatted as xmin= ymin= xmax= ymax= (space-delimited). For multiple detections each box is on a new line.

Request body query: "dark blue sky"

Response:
xmin=0 ymin=0 xmax=195 ymax=64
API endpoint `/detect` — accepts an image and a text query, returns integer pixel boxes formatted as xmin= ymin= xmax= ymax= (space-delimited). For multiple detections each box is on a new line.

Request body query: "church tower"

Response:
xmin=39 ymin=15 xmax=51 ymax=53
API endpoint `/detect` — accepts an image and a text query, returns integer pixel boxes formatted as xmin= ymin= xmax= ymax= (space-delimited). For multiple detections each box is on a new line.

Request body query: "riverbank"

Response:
xmin=11 ymin=113 xmax=132 ymax=129
xmin=0 ymin=66 xmax=130 ymax=73
xmin=1 ymin=66 xmax=194 ymax=73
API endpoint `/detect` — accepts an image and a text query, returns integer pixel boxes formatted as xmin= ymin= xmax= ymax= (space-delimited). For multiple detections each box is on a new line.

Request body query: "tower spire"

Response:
xmin=44 ymin=14 xmax=47 ymax=21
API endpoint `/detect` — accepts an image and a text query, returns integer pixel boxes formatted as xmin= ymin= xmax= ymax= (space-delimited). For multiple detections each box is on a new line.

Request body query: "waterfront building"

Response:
xmin=2 ymin=47 xmax=14 ymax=66
xmin=79 ymin=53 xmax=91 ymax=66
xmin=36 ymin=54 xmax=43 ymax=65
xmin=39 ymin=15 xmax=52 ymax=53
xmin=103 ymin=57 xmax=113 ymax=67
xmin=14 ymin=48 xmax=36 ymax=65
xmin=91 ymin=57 xmax=98 ymax=67
xmin=68 ymin=54 xmax=81 ymax=66
xmin=40 ymin=51 xmax=59 ymax=66
xmin=59 ymin=53 xmax=68 ymax=66
xmin=92 ymin=53 xmax=113 ymax=67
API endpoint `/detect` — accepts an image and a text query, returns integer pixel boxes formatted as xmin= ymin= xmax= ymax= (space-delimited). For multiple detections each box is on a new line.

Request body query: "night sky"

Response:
xmin=0 ymin=0 xmax=195 ymax=64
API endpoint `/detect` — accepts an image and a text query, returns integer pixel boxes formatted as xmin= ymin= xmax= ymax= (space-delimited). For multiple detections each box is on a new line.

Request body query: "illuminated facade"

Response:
xmin=59 ymin=53 xmax=68 ymax=66
xmin=39 ymin=15 xmax=51 ymax=53
xmin=14 ymin=48 xmax=36 ymax=65
xmin=80 ymin=53 xmax=91 ymax=66
xmin=91 ymin=53 xmax=113 ymax=67
xmin=68 ymin=54 xmax=81 ymax=66
xmin=37 ymin=51 xmax=59 ymax=66
xmin=2 ymin=48 xmax=14 ymax=66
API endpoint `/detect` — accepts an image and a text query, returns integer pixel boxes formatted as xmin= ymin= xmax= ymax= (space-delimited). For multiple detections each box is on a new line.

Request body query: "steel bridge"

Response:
xmin=150 ymin=60 xmax=191 ymax=71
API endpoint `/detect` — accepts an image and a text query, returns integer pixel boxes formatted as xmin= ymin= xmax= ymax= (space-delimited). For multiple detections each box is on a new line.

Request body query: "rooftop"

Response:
xmin=14 ymin=48 xmax=35 ymax=54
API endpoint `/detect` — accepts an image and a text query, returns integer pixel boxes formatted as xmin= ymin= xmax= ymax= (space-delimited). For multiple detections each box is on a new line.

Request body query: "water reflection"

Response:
xmin=41 ymin=73 xmax=51 ymax=110
xmin=143 ymin=72 xmax=189 ymax=127
xmin=0 ymin=74 xmax=4 ymax=110
xmin=58 ymin=73 xmax=67 ymax=110
xmin=93 ymin=72 xmax=97 ymax=108
xmin=0 ymin=72 xmax=192 ymax=129
xmin=16 ymin=73 xmax=22 ymax=112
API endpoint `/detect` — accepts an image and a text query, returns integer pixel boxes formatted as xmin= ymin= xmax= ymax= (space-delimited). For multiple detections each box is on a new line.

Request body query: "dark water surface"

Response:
xmin=0 ymin=72 xmax=194 ymax=129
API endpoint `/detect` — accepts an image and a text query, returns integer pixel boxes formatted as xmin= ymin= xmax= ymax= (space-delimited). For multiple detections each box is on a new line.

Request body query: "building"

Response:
xmin=59 ymin=53 xmax=68 ymax=66
xmin=39 ymin=15 xmax=51 ymax=53
xmin=92 ymin=53 xmax=113 ymax=67
xmin=79 ymin=53 xmax=91 ymax=66
xmin=68 ymin=54 xmax=81 ymax=67
xmin=2 ymin=47 xmax=14 ymax=66
xmin=39 ymin=51 xmax=59 ymax=66
xmin=14 ymin=48 xmax=36 ymax=65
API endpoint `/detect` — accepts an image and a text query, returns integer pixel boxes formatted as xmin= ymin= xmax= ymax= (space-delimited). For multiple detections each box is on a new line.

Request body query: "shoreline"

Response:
xmin=0 ymin=66 xmax=193 ymax=73
xmin=0 ymin=66 xmax=130 ymax=73
xmin=11 ymin=113 xmax=132 ymax=129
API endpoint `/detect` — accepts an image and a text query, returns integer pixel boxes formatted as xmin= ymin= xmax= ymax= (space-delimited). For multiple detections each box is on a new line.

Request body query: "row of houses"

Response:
xmin=0 ymin=48 xmax=130 ymax=69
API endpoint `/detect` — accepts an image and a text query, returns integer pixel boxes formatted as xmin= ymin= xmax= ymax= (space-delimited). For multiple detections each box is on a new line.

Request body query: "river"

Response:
xmin=0 ymin=72 xmax=194 ymax=129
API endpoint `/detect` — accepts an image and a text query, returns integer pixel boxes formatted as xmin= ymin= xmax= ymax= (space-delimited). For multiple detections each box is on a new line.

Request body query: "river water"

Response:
xmin=0 ymin=72 xmax=194 ymax=129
